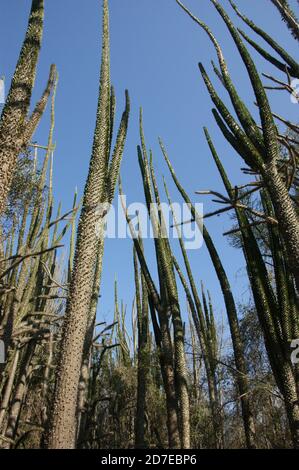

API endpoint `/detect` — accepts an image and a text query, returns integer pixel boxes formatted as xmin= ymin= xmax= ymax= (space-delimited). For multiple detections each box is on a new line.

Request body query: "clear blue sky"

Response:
xmin=1 ymin=1 xmax=298 ymax=334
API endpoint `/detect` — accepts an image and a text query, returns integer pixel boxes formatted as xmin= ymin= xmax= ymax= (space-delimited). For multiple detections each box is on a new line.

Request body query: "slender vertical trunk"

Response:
xmin=134 ymin=250 xmax=149 ymax=449
xmin=170 ymin=301 xmax=190 ymax=448
xmin=77 ymin=240 xmax=104 ymax=443
xmin=41 ymin=331 xmax=53 ymax=425
xmin=279 ymin=362 xmax=299 ymax=448
xmin=46 ymin=1 xmax=129 ymax=448
xmin=0 ymin=348 xmax=20 ymax=433
xmin=262 ymin=162 xmax=299 ymax=292
xmin=158 ymin=315 xmax=181 ymax=448
xmin=150 ymin=302 xmax=181 ymax=448
xmin=135 ymin=320 xmax=148 ymax=448
xmin=161 ymin=140 xmax=256 ymax=448
xmin=4 ymin=342 xmax=35 ymax=445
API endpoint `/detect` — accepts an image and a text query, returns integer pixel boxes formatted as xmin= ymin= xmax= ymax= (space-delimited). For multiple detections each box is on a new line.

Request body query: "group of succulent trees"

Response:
xmin=0 ymin=0 xmax=298 ymax=449
xmin=174 ymin=0 xmax=299 ymax=447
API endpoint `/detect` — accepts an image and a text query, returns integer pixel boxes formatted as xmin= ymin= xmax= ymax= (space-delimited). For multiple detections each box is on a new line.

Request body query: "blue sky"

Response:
xmin=1 ymin=1 xmax=298 ymax=335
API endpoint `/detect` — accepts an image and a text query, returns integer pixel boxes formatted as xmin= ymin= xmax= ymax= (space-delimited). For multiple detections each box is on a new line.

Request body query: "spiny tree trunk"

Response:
xmin=77 ymin=241 xmax=104 ymax=443
xmin=166 ymin=180 xmax=223 ymax=448
xmin=0 ymin=349 xmax=20 ymax=433
xmin=21 ymin=64 xmax=57 ymax=149
xmin=4 ymin=342 xmax=35 ymax=445
xmin=138 ymin=130 xmax=190 ymax=448
xmin=209 ymin=0 xmax=299 ymax=292
xmin=261 ymin=161 xmax=299 ymax=293
xmin=41 ymin=331 xmax=53 ymax=425
xmin=158 ymin=313 xmax=181 ymax=448
xmin=46 ymin=0 xmax=129 ymax=448
xmin=161 ymin=141 xmax=256 ymax=448
xmin=270 ymin=0 xmax=299 ymax=40
xmin=0 ymin=0 xmax=45 ymax=216
xmin=134 ymin=248 xmax=149 ymax=449
xmin=280 ymin=363 xmax=299 ymax=448
xmin=149 ymin=298 xmax=181 ymax=448
xmin=1 ymin=75 xmax=57 ymax=375
xmin=119 ymin=179 xmax=181 ymax=448
xmin=144 ymin=121 xmax=190 ymax=448
xmin=204 ymin=127 xmax=299 ymax=448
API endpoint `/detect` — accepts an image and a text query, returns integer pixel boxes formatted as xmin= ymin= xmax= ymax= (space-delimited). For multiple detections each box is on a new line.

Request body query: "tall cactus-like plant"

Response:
xmin=176 ymin=0 xmax=299 ymax=292
xmin=120 ymin=176 xmax=178 ymax=447
xmin=21 ymin=64 xmax=57 ymax=150
xmin=0 ymin=71 xmax=58 ymax=376
xmin=141 ymin=119 xmax=190 ymax=448
xmin=160 ymin=140 xmax=256 ymax=448
xmin=0 ymin=120 xmax=73 ymax=448
xmin=133 ymin=244 xmax=150 ymax=449
xmin=119 ymin=111 xmax=191 ymax=448
xmin=164 ymin=181 xmax=224 ymax=448
xmin=0 ymin=0 xmax=55 ymax=216
xmin=46 ymin=0 xmax=130 ymax=449
xmin=204 ymin=127 xmax=299 ymax=448
xmin=228 ymin=1 xmax=299 ymax=78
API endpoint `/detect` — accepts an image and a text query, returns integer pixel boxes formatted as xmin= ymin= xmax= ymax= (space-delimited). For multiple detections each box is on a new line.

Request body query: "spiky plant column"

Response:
xmin=132 ymin=120 xmax=191 ymax=448
xmin=212 ymin=0 xmax=299 ymax=290
xmin=161 ymin=141 xmax=256 ymax=449
xmin=46 ymin=0 xmax=129 ymax=449
xmin=270 ymin=0 xmax=299 ymax=40
xmin=204 ymin=128 xmax=299 ymax=448
xmin=119 ymin=165 xmax=182 ymax=448
xmin=0 ymin=0 xmax=45 ymax=216
xmin=176 ymin=0 xmax=299 ymax=292
xmin=134 ymin=246 xmax=150 ymax=449
xmin=165 ymin=181 xmax=224 ymax=448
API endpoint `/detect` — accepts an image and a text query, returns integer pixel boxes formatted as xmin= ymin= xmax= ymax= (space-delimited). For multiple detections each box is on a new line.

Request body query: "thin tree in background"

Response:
xmin=134 ymin=244 xmax=150 ymax=449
